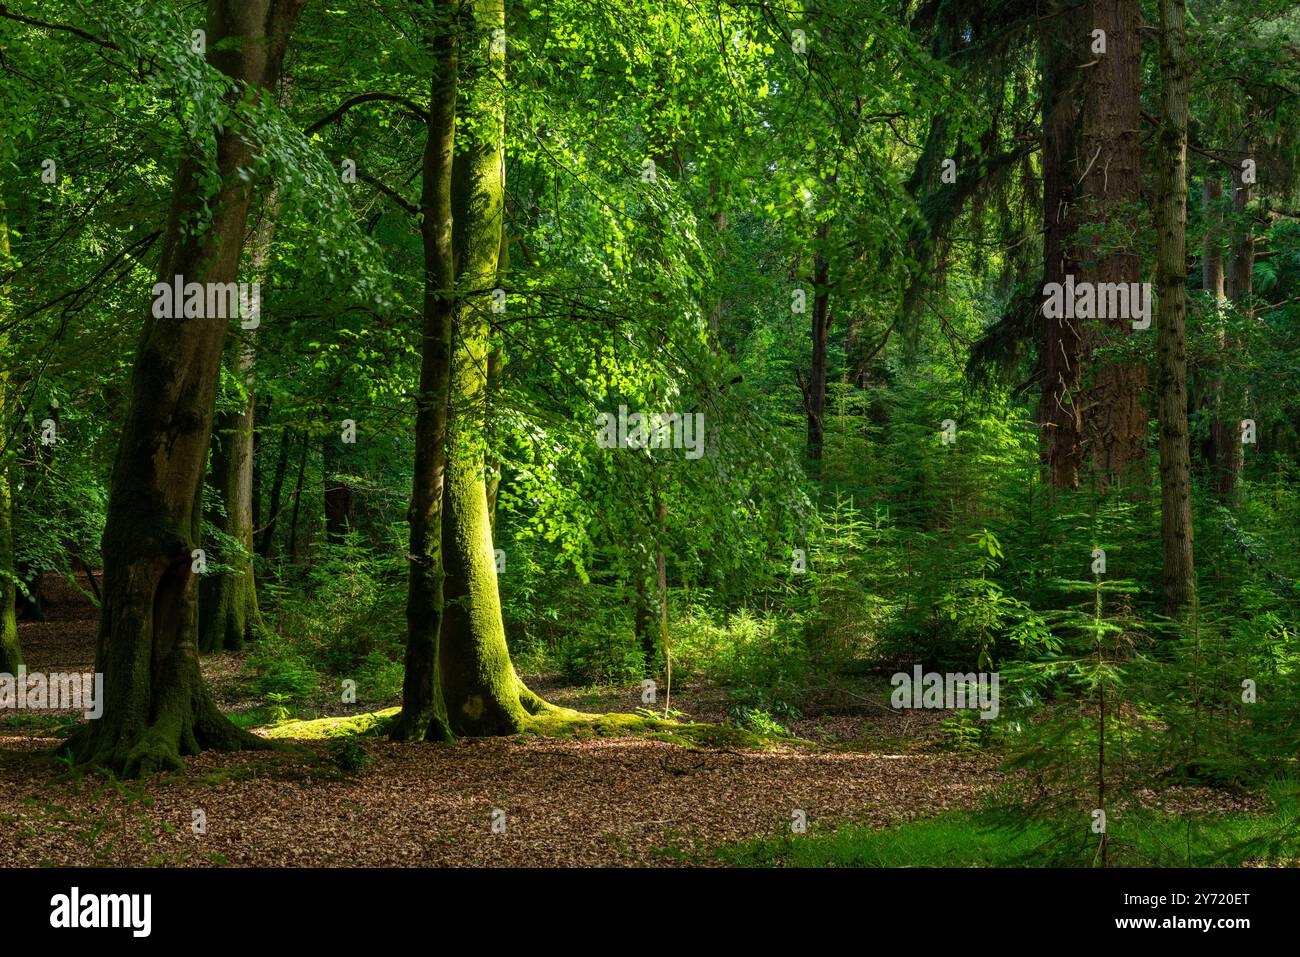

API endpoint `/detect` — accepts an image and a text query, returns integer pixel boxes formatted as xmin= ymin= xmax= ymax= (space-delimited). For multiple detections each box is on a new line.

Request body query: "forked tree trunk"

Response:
xmin=393 ymin=0 xmax=459 ymax=743
xmin=1036 ymin=1 xmax=1085 ymax=489
xmin=1079 ymin=0 xmax=1147 ymax=486
xmin=1154 ymin=0 xmax=1195 ymax=616
xmin=437 ymin=0 xmax=553 ymax=736
xmin=68 ymin=0 xmax=306 ymax=776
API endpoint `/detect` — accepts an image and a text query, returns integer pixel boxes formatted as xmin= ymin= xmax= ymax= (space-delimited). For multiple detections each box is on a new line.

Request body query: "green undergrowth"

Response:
xmin=704 ymin=802 xmax=1300 ymax=867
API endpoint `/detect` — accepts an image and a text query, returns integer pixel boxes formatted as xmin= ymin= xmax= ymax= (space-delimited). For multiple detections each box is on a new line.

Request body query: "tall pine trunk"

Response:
xmin=1079 ymin=0 xmax=1147 ymax=486
xmin=68 ymin=0 xmax=306 ymax=776
xmin=1036 ymin=1 xmax=1085 ymax=489
xmin=1154 ymin=0 xmax=1195 ymax=615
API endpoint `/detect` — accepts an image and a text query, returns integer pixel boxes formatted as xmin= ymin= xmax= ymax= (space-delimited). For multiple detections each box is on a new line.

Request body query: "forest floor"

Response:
xmin=0 ymin=576 xmax=1249 ymax=867
xmin=0 ymin=574 xmax=1006 ymax=866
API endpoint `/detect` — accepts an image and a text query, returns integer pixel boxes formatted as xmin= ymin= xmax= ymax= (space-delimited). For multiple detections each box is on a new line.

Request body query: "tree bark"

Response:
xmin=322 ymin=433 xmax=354 ymax=543
xmin=0 ymin=181 xmax=20 ymax=672
xmin=484 ymin=232 xmax=506 ymax=533
xmin=1036 ymin=1 xmax=1085 ymax=489
xmin=634 ymin=568 xmax=654 ymax=673
xmin=1216 ymin=135 xmax=1254 ymax=498
xmin=1079 ymin=0 xmax=1147 ymax=486
xmin=1199 ymin=175 xmax=1237 ymax=491
xmin=198 ymin=334 xmax=262 ymax=651
xmin=68 ymin=0 xmax=306 ymax=776
xmin=437 ymin=0 xmax=553 ymax=736
xmin=806 ymin=223 xmax=831 ymax=470
xmin=256 ymin=425 xmax=293 ymax=557
xmin=199 ymin=194 xmax=277 ymax=651
xmin=287 ymin=429 xmax=308 ymax=563
xmin=1154 ymin=0 xmax=1195 ymax=616
xmin=393 ymin=0 xmax=459 ymax=743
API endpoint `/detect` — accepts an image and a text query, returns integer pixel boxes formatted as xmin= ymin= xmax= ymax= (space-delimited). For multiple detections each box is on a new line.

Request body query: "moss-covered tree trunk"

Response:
xmin=0 ymin=470 xmax=21 ymax=675
xmin=437 ymin=0 xmax=552 ymax=736
xmin=68 ymin=0 xmax=306 ymax=776
xmin=0 ymin=184 xmax=21 ymax=674
xmin=1154 ymin=0 xmax=1195 ymax=616
xmin=393 ymin=0 xmax=459 ymax=743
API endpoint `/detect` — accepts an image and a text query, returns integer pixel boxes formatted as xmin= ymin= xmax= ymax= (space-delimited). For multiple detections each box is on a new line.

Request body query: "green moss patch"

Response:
xmin=255 ymin=707 xmax=399 ymax=740
xmin=521 ymin=707 xmax=799 ymax=749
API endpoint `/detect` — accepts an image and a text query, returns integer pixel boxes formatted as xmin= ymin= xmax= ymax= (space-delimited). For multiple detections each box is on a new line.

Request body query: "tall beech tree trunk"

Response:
xmin=1216 ymin=135 xmax=1254 ymax=498
xmin=287 ymin=431 xmax=309 ymax=563
xmin=0 ymin=187 xmax=20 ymax=674
xmin=198 ymin=201 xmax=276 ymax=651
xmin=806 ymin=223 xmax=831 ymax=470
xmin=1036 ymin=1 xmax=1085 ymax=489
xmin=252 ymin=396 xmax=264 ymax=543
xmin=437 ymin=0 xmax=553 ymax=736
xmin=197 ymin=374 xmax=261 ymax=652
xmin=199 ymin=203 xmax=275 ymax=651
xmin=1200 ymin=175 xmax=1235 ymax=482
xmin=1154 ymin=0 xmax=1195 ymax=616
xmin=322 ymin=434 xmax=355 ymax=543
xmin=257 ymin=425 xmax=293 ymax=557
xmin=393 ymin=0 xmax=459 ymax=743
xmin=654 ymin=483 xmax=669 ymax=676
xmin=68 ymin=0 xmax=306 ymax=775
xmin=484 ymin=233 xmax=506 ymax=533
xmin=634 ymin=569 xmax=654 ymax=672
xmin=1079 ymin=0 xmax=1147 ymax=485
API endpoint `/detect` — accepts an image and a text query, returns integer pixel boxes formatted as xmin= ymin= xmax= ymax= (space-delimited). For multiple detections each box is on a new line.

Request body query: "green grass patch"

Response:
xmin=709 ymin=804 xmax=1300 ymax=867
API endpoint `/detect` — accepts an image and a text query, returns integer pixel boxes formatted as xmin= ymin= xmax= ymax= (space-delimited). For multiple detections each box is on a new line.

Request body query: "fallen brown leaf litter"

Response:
xmin=0 ymin=574 xmax=1255 ymax=867
xmin=0 ymin=733 xmax=1004 ymax=867
xmin=0 ymin=573 xmax=1003 ymax=867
